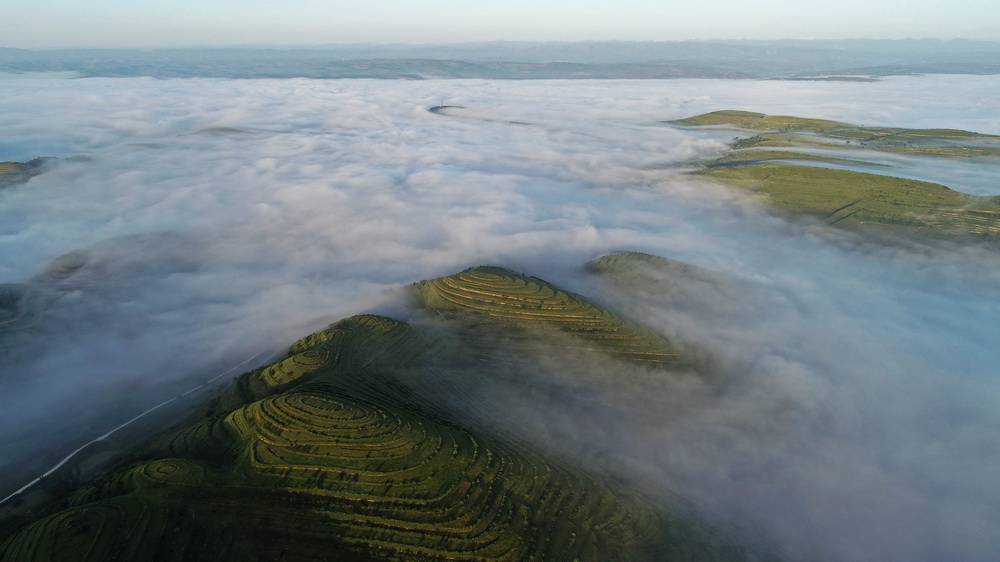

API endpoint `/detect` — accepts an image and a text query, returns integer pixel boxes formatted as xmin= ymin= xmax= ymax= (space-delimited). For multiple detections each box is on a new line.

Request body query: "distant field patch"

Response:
xmin=674 ymin=110 xmax=1000 ymax=241
xmin=698 ymin=164 xmax=1000 ymax=238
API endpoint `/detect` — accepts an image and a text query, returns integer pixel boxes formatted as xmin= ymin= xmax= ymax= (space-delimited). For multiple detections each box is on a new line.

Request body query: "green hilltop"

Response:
xmin=672 ymin=110 xmax=1000 ymax=240
xmin=671 ymin=110 xmax=851 ymax=133
xmin=1 ymin=266 xmax=770 ymax=561
xmin=417 ymin=266 xmax=686 ymax=367
xmin=673 ymin=110 xmax=1000 ymax=157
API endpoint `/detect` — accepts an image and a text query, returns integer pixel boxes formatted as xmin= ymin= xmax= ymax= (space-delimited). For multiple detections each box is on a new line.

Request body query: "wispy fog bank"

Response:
xmin=1 ymin=74 xmax=1000 ymax=560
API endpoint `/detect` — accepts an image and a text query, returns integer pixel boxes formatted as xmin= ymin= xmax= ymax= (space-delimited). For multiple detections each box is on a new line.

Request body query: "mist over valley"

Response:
xmin=2 ymin=73 xmax=1000 ymax=560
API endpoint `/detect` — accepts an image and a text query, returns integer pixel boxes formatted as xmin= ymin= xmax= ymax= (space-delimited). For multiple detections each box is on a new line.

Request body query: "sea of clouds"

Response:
xmin=1 ymin=74 xmax=1000 ymax=560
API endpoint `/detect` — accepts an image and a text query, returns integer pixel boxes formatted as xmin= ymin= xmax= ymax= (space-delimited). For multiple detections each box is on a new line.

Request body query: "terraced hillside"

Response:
xmin=417 ymin=266 xmax=684 ymax=367
xmin=672 ymin=111 xmax=1000 ymax=240
xmin=1 ymin=271 xmax=764 ymax=561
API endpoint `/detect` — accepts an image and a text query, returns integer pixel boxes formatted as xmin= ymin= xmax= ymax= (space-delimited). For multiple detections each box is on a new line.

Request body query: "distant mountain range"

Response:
xmin=3 ymin=39 xmax=999 ymax=79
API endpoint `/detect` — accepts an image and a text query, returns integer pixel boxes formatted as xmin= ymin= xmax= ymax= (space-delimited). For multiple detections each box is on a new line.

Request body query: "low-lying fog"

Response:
xmin=2 ymin=74 xmax=999 ymax=560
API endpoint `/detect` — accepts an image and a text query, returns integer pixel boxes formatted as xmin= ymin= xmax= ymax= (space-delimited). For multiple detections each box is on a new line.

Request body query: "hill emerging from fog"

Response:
xmin=0 ymin=263 xmax=773 ymax=561
xmin=673 ymin=110 xmax=1000 ymax=239
xmin=3 ymin=39 xmax=1000 ymax=79
xmin=3 ymin=75 xmax=1000 ymax=561
xmin=0 ymin=158 xmax=57 ymax=189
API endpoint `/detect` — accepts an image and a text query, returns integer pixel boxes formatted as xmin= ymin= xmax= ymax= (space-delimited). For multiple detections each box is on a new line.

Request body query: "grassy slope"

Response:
xmin=674 ymin=110 xmax=1000 ymax=239
xmin=670 ymin=110 xmax=849 ymax=133
xmin=1 ymin=270 xmax=767 ymax=561
xmin=672 ymin=110 xmax=1000 ymax=144
xmin=698 ymin=164 xmax=1000 ymax=237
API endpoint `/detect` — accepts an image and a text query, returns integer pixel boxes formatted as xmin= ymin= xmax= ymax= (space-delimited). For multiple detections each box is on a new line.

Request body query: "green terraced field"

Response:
xmin=673 ymin=110 xmax=1000 ymax=240
xmin=417 ymin=266 xmax=685 ymax=366
xmin=2 ymin=272 xmax=767 ymax=561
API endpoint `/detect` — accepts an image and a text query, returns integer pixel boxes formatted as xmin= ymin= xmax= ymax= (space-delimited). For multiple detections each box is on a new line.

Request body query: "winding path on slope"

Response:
xmin=0 ymin=349 xmax=275 ymax=506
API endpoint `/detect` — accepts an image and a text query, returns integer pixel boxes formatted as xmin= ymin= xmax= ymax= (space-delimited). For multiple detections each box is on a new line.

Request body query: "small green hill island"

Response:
xmin=0 ymin=158 xmax=55 ymax=189
xmin=672 ymin=110 xmax=1000 ymax=240
xmin=0 ymin=265 xmax=772 ymax=561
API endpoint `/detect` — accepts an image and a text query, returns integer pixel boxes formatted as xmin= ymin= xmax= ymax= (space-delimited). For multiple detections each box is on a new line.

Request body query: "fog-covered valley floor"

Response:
xmin=2 ymin=74 xmax=1000 ymax=561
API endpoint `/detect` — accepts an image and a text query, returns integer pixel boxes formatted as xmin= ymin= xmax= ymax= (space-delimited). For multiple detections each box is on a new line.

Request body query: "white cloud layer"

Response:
xmin=1 ymin=74 xmax=1000 ymax=560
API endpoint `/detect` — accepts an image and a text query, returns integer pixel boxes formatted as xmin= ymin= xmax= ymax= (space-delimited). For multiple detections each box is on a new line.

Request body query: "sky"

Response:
xmin=4 ymin=0 xmax=1000 ymax=48
xmin=2 ymin=74 xmax=1000 ymax=560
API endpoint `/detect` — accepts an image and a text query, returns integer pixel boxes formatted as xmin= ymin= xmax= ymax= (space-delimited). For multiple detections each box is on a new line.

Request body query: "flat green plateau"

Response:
xmin=673 ymin=110 xmax=1000 ymax=240
xmin=1 ymin=268 xmax=767 ymax=561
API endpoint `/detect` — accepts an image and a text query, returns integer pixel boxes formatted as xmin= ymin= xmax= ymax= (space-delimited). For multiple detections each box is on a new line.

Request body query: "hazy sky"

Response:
xmin=4 ymin=0 xmax=1000 ymax=48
